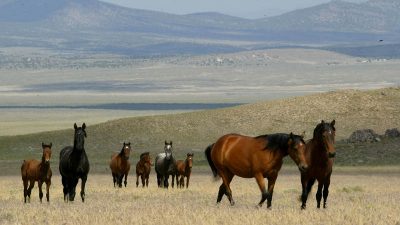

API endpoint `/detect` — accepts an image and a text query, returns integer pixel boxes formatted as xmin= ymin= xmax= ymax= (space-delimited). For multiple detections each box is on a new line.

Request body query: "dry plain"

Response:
xmin=1 ymin=168 xmax=400 ymax=225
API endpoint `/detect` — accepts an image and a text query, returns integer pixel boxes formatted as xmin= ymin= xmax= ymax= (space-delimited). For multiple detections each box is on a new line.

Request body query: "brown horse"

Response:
xmin=174 ymin=153 xmax=194 ymax=188
xmin=300 ymin=120 xmax=336 ymax=209
xmin=110 ymin=142 xmax=131 ymax=188
xmin=21 ymin=143 xmax=52 ymax=203
xmin=205 ymin=133 xmax=307 ymax=208
xmin=136 ymin=152 xmax=152 ymax=187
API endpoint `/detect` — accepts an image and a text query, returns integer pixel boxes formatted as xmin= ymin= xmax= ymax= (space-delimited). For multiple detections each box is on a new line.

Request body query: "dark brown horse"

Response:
xmin=174 ymin=153 xmax=193 ymax=188
xmin=21 ymin=143 xmax=52 ymax=203
xmin=205 ymin=133 xmax=308 ymax=208
xmin=136 ymin=152 xmax=152 ymax=187
xmin=300 ymin=120 xmax=336 ymax=209
xmin=110 ymin=142 xmax=131 ymax=188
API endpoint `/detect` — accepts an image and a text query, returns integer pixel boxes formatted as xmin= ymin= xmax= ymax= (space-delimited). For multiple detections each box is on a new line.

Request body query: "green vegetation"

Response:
xmin=1 ymin=87 xmax=400 ymax=175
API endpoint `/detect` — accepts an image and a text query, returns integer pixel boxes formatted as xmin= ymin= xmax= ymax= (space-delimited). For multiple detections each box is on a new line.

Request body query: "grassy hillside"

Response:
xmin=1 ymin=87 xmax=400 ymax=174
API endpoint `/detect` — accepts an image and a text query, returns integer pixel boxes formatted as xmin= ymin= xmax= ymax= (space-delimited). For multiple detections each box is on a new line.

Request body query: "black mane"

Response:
xmin=256 ymin=133 xmax=304 ymax=151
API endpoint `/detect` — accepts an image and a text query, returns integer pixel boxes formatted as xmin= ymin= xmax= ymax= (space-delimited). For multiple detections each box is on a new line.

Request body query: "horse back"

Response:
xmin=211 ymin=133 xmax=275 ymax=178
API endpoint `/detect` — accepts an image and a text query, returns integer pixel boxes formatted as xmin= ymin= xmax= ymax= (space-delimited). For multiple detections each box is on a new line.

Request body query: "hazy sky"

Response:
xmin=101 ymin=0 xmax=368 ymax=19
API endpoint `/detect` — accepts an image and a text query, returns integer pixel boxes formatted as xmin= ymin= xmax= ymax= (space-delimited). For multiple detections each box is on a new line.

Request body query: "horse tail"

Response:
xmin=21 ymin=160 xmax=27 ymax=179
xmin=205 ymin=143 xmax=218 ymax=178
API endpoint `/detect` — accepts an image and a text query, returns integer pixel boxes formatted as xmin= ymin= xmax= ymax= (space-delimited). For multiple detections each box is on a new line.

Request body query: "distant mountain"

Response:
xmin=0 ymin=0 xmax=399 ymax=57
xmin=259 ymin=0 xmax=400 ymax=33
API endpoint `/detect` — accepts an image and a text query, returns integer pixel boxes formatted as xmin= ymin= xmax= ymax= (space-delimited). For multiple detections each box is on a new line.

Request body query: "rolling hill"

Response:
xmin=0 ymin=87 xmax=399 ymax=174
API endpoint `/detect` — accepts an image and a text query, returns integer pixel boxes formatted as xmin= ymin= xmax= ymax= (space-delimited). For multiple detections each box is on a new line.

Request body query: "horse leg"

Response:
xmin=38 ymin=181 xmax=44 ymax=203
xmin=61 ymin=176 xmax=68 ymax=202
xmin=156 ymin=172 xmax=161 ymax=187
xmin=69 ymin=178 xmax=78 ymax=201
xmin=23 ymin=179 xmax=28 ymax=203
xmin=301 ymin=176 xmax=315 ymax=209
xmin=186 ymin=175 xmax=190 ymax=188
xmin=265 ymin=173 xmax=278 ymax=208
xmin=136 ymin=174 xmax=139 ymax=187
xmin=112 ymin=173 xmax=116 ymax=187
xmin=254 ymin=173 xmax=267 ymax=207
xmin=124 ymin=173 xmax=128 ymax=187
xmin=80 ymin=176 xmax=87 ymax=202
xmin=218 ymin=170 xmax=234 ymax=205
xmin=27 ymin=179 xmax=35 ymax=203
xmin=164 ymin=175 xmax=169 ymax=189
xmin=46 ymin=180 xmax=51 ymax=202
xmin=171 ymin=174 xmax=174 ymax=188
xmin=141 ymin=175 xmax=145 ymax=187
xmin=145 ymin=175 xmax=149 ymax=187
xmin=316 ymin=181 xmax=323 ymax=208
xmin=323 ymin=175 xmax=331 ymax=208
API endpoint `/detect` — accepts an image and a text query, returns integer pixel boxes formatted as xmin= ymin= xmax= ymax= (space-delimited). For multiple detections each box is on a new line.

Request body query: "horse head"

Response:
xmin=186 ymin=153 xmax=194 ymax=168
xmin=73 ymin=123 xmax=87 ymax=151
xmin=314 ymin=120 xmax=336 ymax=158
xmin=41 ymin=142 xmax=52 ymax=165
xmin=287 ymin=133 xmax=308 ymax=172
xmin=164 ymin=141 xmax=173 ymax=160
xmin=121 ymin=142 xmax=131 ymax=160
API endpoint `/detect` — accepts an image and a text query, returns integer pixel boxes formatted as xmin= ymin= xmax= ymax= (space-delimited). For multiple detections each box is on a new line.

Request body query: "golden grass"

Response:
xmin=1 ymin=168 xmax=400 ymax=225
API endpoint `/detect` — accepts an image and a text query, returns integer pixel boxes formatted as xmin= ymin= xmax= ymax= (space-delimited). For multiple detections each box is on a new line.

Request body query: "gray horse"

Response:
xmin=155 ymin=141 xmax=176 ymax=188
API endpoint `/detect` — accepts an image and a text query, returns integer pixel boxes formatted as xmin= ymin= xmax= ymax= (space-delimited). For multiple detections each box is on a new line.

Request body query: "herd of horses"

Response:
xmin=20 ymin=120 xmax=336 ymax=210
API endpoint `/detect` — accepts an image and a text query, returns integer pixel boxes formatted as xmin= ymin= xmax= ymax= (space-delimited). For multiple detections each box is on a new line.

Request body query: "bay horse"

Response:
xmin=174 ymin=153 xmax=194 ymax=188
xmin=300 ymin=120 xmax=336 ymax=209
xmin=110 ymin=142 xmax=132 ymax=188
xmin=21 ymin=143 xmax=52 ymax=203
xmin=205 ymin=132 xmax=308 ymax=208
xmin=136 ymin=152 xmax=152 ymax=187
xmin=59 ymin=123 xmax=90 ymax=202
xmin=155 ymin=141 xmax=176 ymax=188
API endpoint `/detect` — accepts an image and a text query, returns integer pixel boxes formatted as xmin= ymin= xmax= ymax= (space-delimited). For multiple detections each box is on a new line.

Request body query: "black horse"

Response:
xmin=155 ymin=141 xmax=176 ymax=188
xmin=59 ymin=123 xmax=90 ymax=202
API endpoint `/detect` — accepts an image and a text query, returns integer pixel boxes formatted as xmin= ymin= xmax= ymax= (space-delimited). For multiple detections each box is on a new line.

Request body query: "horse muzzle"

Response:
xmin=298 ymin=164 xmax=308 ymax=173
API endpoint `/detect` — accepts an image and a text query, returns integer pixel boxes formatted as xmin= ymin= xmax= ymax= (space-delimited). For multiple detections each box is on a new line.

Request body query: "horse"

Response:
xmin=136 ymin=152 xmax=152 ymax=187
xmin=174 ymin=153 xmax=194 ymax=188
xmin=59 ymin=123 xmax=90 ymax=202
xmin=21 ymin=143 xmax=52 ymax=203
xmin=110 ymin=142 xmax=132 ymax=188
xmin=155 ymin=141 xmax=176 ymax=188
xmin=205 ymin=132 xmax=308 ymax=208
xmin=300 ymin=120 xmax=336 ymax=209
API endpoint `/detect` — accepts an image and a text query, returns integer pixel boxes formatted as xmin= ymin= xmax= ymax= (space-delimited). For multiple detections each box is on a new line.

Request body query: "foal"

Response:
xmin=110 ymin=142 xmax=132 ymax=188
xmin=21 ymin=143 xmax=52 ymax=203
xmin=175 ymin=153 xmax=194 ymax=188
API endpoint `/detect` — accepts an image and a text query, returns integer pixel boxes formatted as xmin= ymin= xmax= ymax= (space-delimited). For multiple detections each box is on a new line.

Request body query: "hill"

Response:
xmin=0 ymin=87 xmax=400 ymax=174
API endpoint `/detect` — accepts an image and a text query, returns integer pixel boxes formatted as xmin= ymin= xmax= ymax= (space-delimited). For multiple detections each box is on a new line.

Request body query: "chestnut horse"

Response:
xmin=205 ymin=133 xmax=308 ymax=208
xmin=110 ymin=142 xmax=132 ymax=188
xmin=174 ymin=153 xmax=194 ymax=188
xmin=136 ymin=152 xmax=152 ymax=187
xmin=21 ymin=143 xmax=52 ymax=203
xmin=300 ymin=120 xmax=336 ymax=209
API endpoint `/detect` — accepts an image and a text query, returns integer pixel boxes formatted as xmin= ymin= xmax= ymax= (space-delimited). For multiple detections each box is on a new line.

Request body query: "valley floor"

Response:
xmin=1 ymin=168 xmax=399 ymax=225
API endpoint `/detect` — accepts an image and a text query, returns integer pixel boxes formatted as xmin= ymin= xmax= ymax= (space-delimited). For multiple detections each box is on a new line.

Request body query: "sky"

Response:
xmin=100 ymin=0 xmax=368 ymax=19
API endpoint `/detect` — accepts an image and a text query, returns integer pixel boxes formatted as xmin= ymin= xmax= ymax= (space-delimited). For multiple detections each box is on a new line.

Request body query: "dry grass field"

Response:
xmin=1 ymin=168 xmax=400 ymax=225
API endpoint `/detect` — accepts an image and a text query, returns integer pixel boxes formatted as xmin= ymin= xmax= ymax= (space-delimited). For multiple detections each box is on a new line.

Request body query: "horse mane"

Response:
xmin=256 ymin=133 xmax=289 ymax=151
xmin=140 ymin=152 xmax=150 ymax=160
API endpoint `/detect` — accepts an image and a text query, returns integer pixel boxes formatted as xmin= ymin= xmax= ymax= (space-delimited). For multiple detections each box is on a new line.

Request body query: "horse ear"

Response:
xmin=74 ymin=123 xmax=78 ymax=130
xmin=128 ymin=142 xmax=131 ymax=146
xmin=301 ymin=131 xmax=306 ymax=139
xmin=331 ymin=120 xmax=336 ymax=127
xmin=42 ymin=142 xmax=45 ymax=148
xmin=82 ymin=123 xmax=86 ymax=130
xmin=289 ymin=132 xmax=294 ymax=139
xmin=123 ymin=142 xmax=126 ymax=145
xmin=165 ymin=140 xmax=168 ymax=145
xmin=49 ymin=142 xmax=52 ymax=148
xmin=321 ymin=120 xmax=325 ymax=124
xmin=170 ymin=141 xmax=173 ymax=145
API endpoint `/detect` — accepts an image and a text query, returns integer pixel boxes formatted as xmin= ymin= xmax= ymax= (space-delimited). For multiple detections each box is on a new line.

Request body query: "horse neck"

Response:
xmin=308 ymin=138 xmax=329 ymax=163
xmin=184 ymin=159 xmax=191 ymax=174
xmin=39 ymin=157 xmax=50 ymax=174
